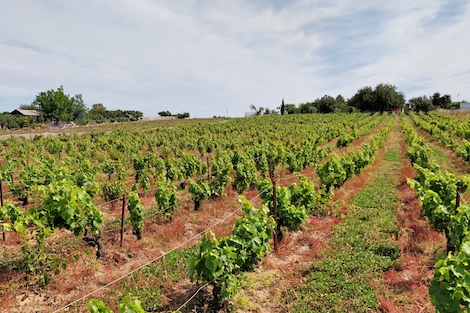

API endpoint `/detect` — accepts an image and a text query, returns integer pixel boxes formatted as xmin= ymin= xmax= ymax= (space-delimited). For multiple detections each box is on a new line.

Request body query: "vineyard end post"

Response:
xmin=120 ymin=195 xmax=126 ymax=247
xmin=269 ymin=169 xmax=279 ymax=252
xmin=1 ymin=181 xmax=4 ymax=241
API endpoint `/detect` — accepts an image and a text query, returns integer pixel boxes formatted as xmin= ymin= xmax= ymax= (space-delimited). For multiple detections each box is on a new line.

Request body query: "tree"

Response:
xmin=348 ymin=86 xmax=375 ymax=111
xmin=432 ymin=92 xmax=441 ymax=108
xmin=348 ymin=84 xmax=405 ymax=112
xmin=336 ymin=95 xmax=350 ymax=112
xmin=32 ymin=86 xmax=87 ymax=122
xmin=89 ymin=103 xmax=107 ymax=121
xmin=71 ymin=94 xmax=87 ymax=121
xmin=317 ymin=95 xmax=337 ymax=113
xmin=177 ymin=112 xmax=190 ymax=119
xmin=432 ymin=93 xmax=452 ymax=109
xmin=249 ymin=105 xmax=264 ymax=116
xmin=280 ymin=98 xmax=286 ymax=115
xmin=441 ymin=94 xmax=452 ymax=109
xmin=298 ymin=102 xmax=317 ymax=114
xmin=158 ymin=111 xmax=172 ymax=117
xmin=19 ymin=104 xmax=40 ymax=110
xmin=374 ymin=83 xmax=405 ymax=112
xmin=409 ymin=96 xmax=433 ymax=113
xmin=284 ymin=103 xmax=299 ymax=114
xmin=0 ymin=113 xmax=19 ymax=129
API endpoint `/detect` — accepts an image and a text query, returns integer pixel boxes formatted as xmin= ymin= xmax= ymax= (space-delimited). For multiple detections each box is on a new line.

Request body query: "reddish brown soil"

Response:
xmin=376 ymin=124 xmax=445 ymax=313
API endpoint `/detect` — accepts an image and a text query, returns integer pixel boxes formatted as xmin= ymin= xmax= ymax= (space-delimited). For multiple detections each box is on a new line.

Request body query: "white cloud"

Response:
xmin=1 ymin=0 xmax=469 ymax=117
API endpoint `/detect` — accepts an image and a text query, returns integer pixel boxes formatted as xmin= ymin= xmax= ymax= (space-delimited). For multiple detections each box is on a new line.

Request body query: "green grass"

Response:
xmin=431 ymin=148 xmax=446 ymax=164
xmin=384 ymin=149 xmax=401 ymax=162
xmin=290 ymin=161 xmax=401 ymax=312
xmin=78 ymin=247 xmax=197 ymax=312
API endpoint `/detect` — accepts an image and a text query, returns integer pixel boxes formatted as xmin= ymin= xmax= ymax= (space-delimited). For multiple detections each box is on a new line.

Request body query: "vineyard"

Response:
xmin=1 ymin=112 xmax=470 ymax=312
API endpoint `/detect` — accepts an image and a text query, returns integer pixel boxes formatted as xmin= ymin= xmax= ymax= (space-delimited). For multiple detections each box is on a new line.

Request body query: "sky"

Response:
xmin=1 ymin=0 xmax=469 ymax=118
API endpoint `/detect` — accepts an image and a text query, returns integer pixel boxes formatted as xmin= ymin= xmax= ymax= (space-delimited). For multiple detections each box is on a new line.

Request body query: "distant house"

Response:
xmin=10 ymin=109 xmax=43 ymax=117
xmin=388 ymin=107 xmax=403 ymax=114
xmin=460 ymin=101 xmax=470 ymax=110
xmin=10 ymin=109 xmax=43 ymax=124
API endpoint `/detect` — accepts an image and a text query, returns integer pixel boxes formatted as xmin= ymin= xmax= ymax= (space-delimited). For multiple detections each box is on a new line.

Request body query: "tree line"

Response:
xmin=157 ymin=111 xmax=190 ymax=119
xmin=249 ymin=83 xmax=405 ymax=115
xmin=1 ymin=86 xmax=144 ymax=129
xmin=254 ymin=83 xmax=460 ymax=116
xmin=408 ymin=92 xmax=460 ymax=113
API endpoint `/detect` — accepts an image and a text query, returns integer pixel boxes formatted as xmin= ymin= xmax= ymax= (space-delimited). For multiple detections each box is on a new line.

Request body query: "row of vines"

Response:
xmin=83 ymin=114 xmax=393 ymax=312
xmin=402 ymin=116 xmax=470 ymax=312
xmin=409 ymin=112 xmax=470 ymax=162
xmin=1 ymin=113 xmax=391 ymax=312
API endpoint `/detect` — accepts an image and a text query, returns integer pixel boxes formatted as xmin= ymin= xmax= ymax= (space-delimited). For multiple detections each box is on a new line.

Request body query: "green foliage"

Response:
xmin=74 ymin=159 xmax=99 ymax=197
xmin=457 ymin=140 xmax=470 ymax=162
xmin=87 ymin=299 xmax=114 ymax=313
xmin=188 ymin=232 xmax=243 ymax=302
xmin=119 ymin=296 xmax=148 ymax=313
xmin=432 ymin=92 xmax=452 ymax=110
xmin=407 ymin=143 xmax=435 ymax=169
xmin=154 ymin=178 xmax=178 ymax=218
xmin=139 ymin=171 xmax=150 ymax=191
xmin=102 ymin=181 xmax=125 ymax=202
xmin=122 ymin=288 xmax=162 ymax=311
xmin=87 ymin=296 xmax=148 ymax=313
xmin=188 ymin=178 xmax=211 ymax=210
xmin=33 ymin=179 xmax=103 ymax=236
xmin=276 ymin=188 xmax=307 ymax=231
xmin=317 ymin=154 xmax=347 ymax=191
xmin=350 ymin=149 xmax=371 ymax=174
xmin=0 ymin=112 xmax=19 ymax=129
xmin=32 ymin=85 xmax=86 ymax=122
xmin=289 ymin=174 xmax=319 ymax=213
xmin=8 ymin=163 xmax=43 ymax=205
xmin=233 ymin=156 xmax=257 ymax=193
xmin=348 ymin=83 xmax=405 ymax=112
xmin=127 ymin=192 xmax=145 ymax=240
xmin=209 ymin=163 xmax=233 ymax=199
xmin=13 ymin=178 xmax=104 ymax=286
xmin=164 ymin=157 xmax=182 ymax=181
xmin=403 ymin=116 xmax=470 ymax=311
xmin=430 ymin=241 xmax=470 ymax=313
xmin=336 ymin=134 xmax=354 ymax=147
xmin=0 ymin=201 xmax=27 ymax=234
xmin=188 ymin=198 xmax=274 ymax=303
xmin=408 ymin=165 xmax=470 ymax=234
xmin=230 ymin=198 xmax=275 ymax=270
xmin=133 ymin=156 xmax=146 ymax=183
xmin=340 ymin=156 xmax=356 ymax=180
xmin=408 ymin=95 xmax=433 ymax=113
xmin=258 ymin=179 xmax=308 ymax=231
xmin=179 ymin=152 xmax=204 ymax=177
xmin=449 ymin=205 xmax=470 ymax=251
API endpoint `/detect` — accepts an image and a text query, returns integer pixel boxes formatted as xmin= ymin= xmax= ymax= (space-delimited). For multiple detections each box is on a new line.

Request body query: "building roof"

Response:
xmin=11 ymin=109 xmax=42 ymax=116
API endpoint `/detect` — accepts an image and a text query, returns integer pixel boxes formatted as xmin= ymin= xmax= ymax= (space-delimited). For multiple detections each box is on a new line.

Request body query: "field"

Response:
xmin=1 ymin=112 xmax=470 ymax=313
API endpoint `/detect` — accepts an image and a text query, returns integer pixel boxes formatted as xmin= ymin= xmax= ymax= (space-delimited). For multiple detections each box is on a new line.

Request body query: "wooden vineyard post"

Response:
xmin=1 ymin=180 xmax=4 ymax=241
xmin=456 ymin=186 xmax=461 ymax=209
xmin=207 ymin=155 xmax=211 ymax=181
xmin=120 ymin=195 xmax=126 ymax=247
xmin=269 ymin=169 xmax=279 ymax=252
